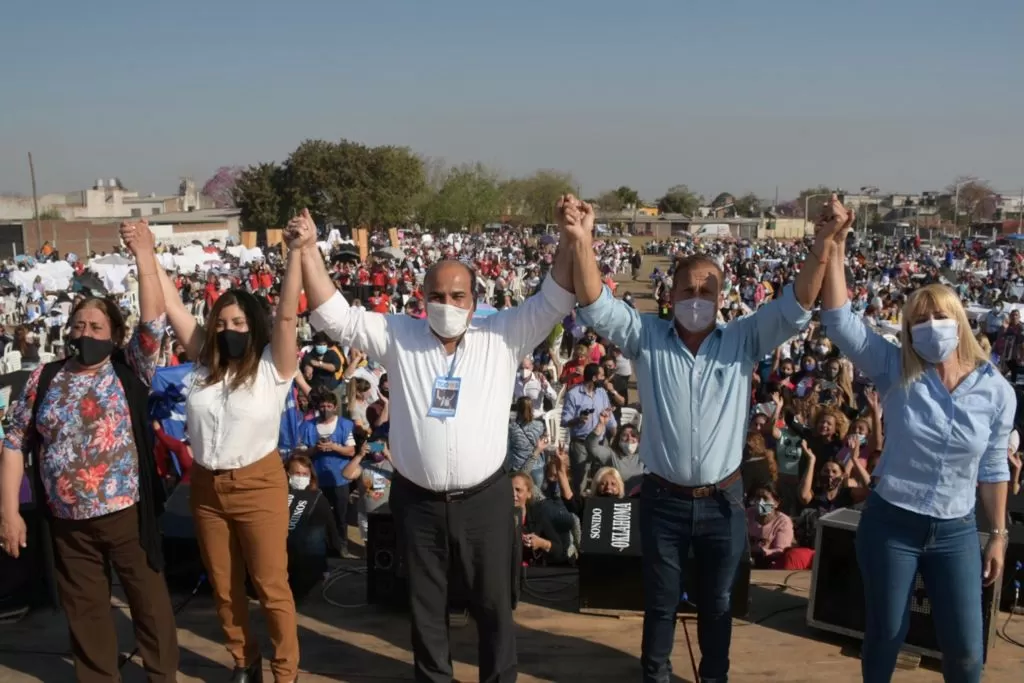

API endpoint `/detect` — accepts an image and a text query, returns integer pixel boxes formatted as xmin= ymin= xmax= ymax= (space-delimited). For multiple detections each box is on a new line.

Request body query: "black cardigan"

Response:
xmin=29 ymin=354 xmax=166 ymax=572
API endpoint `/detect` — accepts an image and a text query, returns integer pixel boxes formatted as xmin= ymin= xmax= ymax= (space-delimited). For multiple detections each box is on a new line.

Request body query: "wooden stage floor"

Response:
xmin=0 ymin=566 xmax=1022 ymax=682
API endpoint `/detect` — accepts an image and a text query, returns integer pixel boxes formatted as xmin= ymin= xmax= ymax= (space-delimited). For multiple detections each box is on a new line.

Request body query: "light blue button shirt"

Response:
xmin=821 ymin=302 xmax=1014 ymax=519
xmin=578 ymin=285 xmax=811 ymax=486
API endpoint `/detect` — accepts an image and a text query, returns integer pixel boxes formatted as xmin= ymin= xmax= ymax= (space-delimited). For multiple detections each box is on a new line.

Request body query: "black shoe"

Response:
xmin=229 ymin=656 xmax=263 ymax=683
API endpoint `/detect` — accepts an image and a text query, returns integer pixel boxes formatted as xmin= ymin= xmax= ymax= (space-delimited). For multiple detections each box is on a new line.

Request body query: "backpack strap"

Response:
xmin=28 ymin=360 xmax=68 ymax=457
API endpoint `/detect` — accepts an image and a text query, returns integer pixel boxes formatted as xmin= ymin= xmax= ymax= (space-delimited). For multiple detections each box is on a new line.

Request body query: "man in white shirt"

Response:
xmin=288 ymin=204 xmax=577 ymax=683
xmin=513 ymin=356 xmax=558 ymax=414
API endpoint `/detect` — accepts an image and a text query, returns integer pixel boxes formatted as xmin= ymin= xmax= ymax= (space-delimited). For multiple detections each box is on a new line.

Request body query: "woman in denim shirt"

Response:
xmin=820 ymin=221 xmax=1013 ymax=683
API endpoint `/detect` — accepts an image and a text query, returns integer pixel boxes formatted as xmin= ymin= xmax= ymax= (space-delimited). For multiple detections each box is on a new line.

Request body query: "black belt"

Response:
xmin=647 ymin=468 xmax=742 ymax=499
xmin=399 ymin=468 xmax=506 ymax=502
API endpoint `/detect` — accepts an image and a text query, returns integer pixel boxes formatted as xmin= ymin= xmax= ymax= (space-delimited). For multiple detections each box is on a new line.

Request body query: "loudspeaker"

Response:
xmin=807 ymin=508 xmax=1002 ymax=661
xmin=577 ymin=497 xmax=751 ymax=616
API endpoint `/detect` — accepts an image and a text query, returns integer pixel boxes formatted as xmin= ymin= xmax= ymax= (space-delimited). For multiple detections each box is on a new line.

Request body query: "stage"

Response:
xmin=0 ymin=567 xmax=1021 ymax=682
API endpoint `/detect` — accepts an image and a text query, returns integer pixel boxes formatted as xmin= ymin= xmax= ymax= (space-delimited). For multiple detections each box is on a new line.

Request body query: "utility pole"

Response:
xmin=28 ymin=152 xmax=41 ymax=253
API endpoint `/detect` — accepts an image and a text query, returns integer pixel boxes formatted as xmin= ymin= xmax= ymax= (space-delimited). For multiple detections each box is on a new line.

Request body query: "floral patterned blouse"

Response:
xmin=4 ymin=317 xmax=165 ymax=520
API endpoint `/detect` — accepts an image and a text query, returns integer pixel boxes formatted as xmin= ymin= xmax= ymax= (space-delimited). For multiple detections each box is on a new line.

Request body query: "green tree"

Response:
xmin=366 ymin=145 xmax=426 ymax=228
xmin=233 ymin=162 xmax=284 ymax=233
xmin=596 ymin=189 xmax=626 ymax=212
xmin=503 ymin=170 xmax=577 ymax=224
xmin=275 ymin=138 xmax=350 ymax=225
xmin=944 ymin=177 xmax=997 ymax=225
xmin=657 ymin=185 xmax=701 ymax=215
xmin=614 ymin=186 xmax=640 ymax=208
xmin=428 ymin=163 xmax=504 ymax=231
xmin=734 ymin=192 xmax=762 ymax=216
xmin=710 ymin=192 xmax=734 ymax=208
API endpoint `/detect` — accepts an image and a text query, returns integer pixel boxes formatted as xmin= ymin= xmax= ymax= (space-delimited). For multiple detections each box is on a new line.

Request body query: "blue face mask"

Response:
xmin=756 ymin=499 xmax=775 ymax=516
xmin=858 ymin=434 xmax=867 ymax=446
xmin=314 ymin=344 xmax=328 ymax=355
xmin=911 ymin=319 xmax=959 ymax=364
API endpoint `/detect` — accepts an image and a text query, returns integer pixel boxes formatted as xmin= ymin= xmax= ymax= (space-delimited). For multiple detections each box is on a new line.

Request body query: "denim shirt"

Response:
xmin=821 ymin=302 xmax=1014 ymax=519
xmin=578 ymin=284 xmax=811 ymax=486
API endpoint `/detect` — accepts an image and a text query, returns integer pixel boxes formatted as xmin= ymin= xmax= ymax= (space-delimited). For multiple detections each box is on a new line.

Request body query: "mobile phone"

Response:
xmin=369 ymin=442 xmax=385 ymax=454
xmin=581 ymin=408 xmax=595 ymax=416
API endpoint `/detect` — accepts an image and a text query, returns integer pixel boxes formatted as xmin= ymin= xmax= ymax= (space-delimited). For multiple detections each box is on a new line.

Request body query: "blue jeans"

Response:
xmin=856 ymin=492 xmax=984 ymax=683
xmin=639 ymin=475 xmax=747 ymax=683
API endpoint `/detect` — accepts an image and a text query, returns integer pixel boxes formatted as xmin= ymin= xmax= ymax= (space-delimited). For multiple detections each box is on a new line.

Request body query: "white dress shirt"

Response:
xmin=185 ymin=345 xmax=293 ymax=470
xmin=310 ymin=277 xmax=574 ymax=491
xmin=513 ymin=371 xmax=558 ymax=414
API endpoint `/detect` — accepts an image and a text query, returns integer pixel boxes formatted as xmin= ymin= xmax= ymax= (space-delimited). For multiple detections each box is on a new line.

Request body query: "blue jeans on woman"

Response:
xmin=856 ymin=491 xmax=985 ymax=683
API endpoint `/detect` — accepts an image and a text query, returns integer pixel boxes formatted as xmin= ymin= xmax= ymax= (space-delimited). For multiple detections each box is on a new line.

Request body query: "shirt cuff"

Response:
xmin=820 ymin=300 xmax=854 ymax=327
xmin=309 ymin=291 xmax=349 ymax=333
xmin=779 ymin=284 xmax=812 ymax=327
xmin=540 ymin=275 xmax=576 ymax=312
xmin=577 ymin=286 xmax=613 ymax=326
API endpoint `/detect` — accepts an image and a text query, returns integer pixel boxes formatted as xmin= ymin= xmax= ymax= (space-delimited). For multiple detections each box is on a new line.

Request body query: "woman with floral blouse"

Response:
xmin=0 ymin=224 xmax=178 ymax=682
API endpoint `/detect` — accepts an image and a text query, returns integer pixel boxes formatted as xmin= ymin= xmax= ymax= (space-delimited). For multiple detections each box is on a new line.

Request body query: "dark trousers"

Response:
xmin=390 ymin=472 xmax=517 ymax=683
xmin=51 ymin=505 xmax=179 ymax=683
xmin=320 ymin=483 xmax=350 ymax=540
xmin=639 ymin=476 xmax=747 ymax=683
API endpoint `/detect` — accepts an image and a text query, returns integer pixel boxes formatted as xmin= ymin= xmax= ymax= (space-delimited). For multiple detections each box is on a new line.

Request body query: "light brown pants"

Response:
xmin=190 ymin=452 xmax=298 ymax=681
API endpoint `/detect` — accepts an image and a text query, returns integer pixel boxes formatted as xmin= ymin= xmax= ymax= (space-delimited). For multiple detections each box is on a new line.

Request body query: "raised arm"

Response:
xmin=119 ymin=220 xmax=167 ymax=383
xmin=288 ymin=209 xmax=392 ymax=362
xmin=123 ymin=221 xmax=203 ymax=361
xmin=271 ymin=220 xmax=304 ymax=378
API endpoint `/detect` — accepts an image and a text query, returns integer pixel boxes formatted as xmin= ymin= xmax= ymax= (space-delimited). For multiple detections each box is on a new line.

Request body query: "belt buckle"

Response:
xmin=691 ymin=485 xmax=713 ymax=499
xmin=444 ymin=490 xmax=466 ymax=502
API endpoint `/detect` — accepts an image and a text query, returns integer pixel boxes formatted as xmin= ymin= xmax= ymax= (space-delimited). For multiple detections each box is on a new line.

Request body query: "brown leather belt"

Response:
xmin=648 ymin=468 xmax=742 ymax=499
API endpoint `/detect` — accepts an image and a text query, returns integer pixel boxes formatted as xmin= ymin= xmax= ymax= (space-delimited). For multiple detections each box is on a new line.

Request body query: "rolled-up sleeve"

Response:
xmin=490 ymin=276 xmax=576 ymax=358
xmin=820 ymin=302 xmax=900 ymax=392
xmin=978 ymin=381 xmax=1015 ymax=483
xmin=577 ymin=286 xmax=643 ymax=359
xmin=735 ymin=285 xmax=811 ymax=361
xmin=309 ymin=291 xmax=392 ymax=363
xmin=125 ymin=313 xmax=167 ymax=386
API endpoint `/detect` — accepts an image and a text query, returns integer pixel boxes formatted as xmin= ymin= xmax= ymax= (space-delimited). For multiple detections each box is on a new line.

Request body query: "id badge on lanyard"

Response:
xmin=428 ymin=348 xmax=462 ymax=419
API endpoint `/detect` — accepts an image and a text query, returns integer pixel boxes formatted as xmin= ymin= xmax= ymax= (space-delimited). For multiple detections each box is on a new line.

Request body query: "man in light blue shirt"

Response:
xmin=568 ymin=196 xmax=851 ymax=683
xmin=560 ymin=362 xmax=616 ymax=491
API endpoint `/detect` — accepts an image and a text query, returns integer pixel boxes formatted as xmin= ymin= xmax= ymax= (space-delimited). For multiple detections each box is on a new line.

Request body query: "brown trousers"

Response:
xmin=190 ymin=452 xmax=298 ymax=681
xmin=51 ymin=505 xmax=179 ymax=683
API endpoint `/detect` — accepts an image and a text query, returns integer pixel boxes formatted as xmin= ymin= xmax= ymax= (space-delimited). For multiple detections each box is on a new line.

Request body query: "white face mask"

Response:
xmin=521 ymin=368 xmax=532 ymax=380
xmin=623 ymin=442 xmax=638 ymax=455
xmin=426 ymin=302 xmax=470 ymax=339
xmin=674 ymin=298 xmax=717 ymax=332
xmin=289 ymin=475 xmax=310 ymax=490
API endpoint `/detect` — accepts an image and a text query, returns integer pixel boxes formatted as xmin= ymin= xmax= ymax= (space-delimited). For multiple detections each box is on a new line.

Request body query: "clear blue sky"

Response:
xmin=3 ymin=0 xmax=1023 ymax=202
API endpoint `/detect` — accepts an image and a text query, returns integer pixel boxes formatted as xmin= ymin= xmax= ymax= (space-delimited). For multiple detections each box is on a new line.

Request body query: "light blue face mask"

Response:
xmin=756 ymin=499 xmax=775 ymax=516
xmin=314 ymin=344 xmax=328 ymax=355
xmin=911 ymin=319 xmax=959 ymax=364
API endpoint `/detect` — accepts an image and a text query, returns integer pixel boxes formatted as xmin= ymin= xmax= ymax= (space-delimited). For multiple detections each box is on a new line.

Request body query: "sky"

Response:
xmin=2 ymin=0 xmax=1023 ymax=203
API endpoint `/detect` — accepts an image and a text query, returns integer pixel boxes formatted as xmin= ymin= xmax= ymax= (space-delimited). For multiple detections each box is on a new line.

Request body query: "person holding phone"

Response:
xmin=560 ymin=363 xmax=616 ymax=494
xmin=299 ymin=388 xmax=357 ymax=550
xmin=341 ymin=437 xmax=394 ymax=542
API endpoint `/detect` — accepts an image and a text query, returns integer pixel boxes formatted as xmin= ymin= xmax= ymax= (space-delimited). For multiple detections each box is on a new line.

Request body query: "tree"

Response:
xmin=427 ymin=163 xmax=504 ymax=231
xmin=233 ymin=162 xmax=283 ymax=233
xmin=656 ymin=185 xmax=701 ymax=215
xmin=502 ymin=170 xmax=577 ymax=224
xmin=596 ymin=190 xmax=626 ymax=212
xmin=733 ymin=192 xmax=762 ymax=217
xmin=792 ymin=186 xmax=834 ymax=218
xmin=365 ymin=145 xmax=426 ymax=228
xmin=200 ymin=166 xmax=243 ymax=208
xmin=615 ymin=186 xmax=640 ymax=208
xmin=275 ymin=138 xmax=363 ymax=226
xmin=710 ymin=192 xmax=734 ymax=208
xmin=945 ymin=177 xmax=997 ymax=225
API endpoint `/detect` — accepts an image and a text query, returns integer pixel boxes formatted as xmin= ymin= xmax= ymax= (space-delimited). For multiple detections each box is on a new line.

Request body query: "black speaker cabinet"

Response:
xmin=807 ymin=507 xmax=1002 ymax=661
xmin=577 ymin=497 xmax=750 ymax=617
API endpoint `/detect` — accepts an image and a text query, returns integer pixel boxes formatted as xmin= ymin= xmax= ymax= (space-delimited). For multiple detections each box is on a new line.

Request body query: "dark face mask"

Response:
xmin=217 ymin=329 xmax=249 ymax=360
xmin=72 ymin=335 xmax=115 ymax=366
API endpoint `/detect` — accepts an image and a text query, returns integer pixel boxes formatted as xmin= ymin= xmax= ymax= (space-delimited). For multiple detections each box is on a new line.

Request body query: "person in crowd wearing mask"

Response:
xmin=278 ymin=376 xmax=313 ymax=457
xmin=768 ymin=357 xmax=797 ymax=394
xmin=582 ymin=329 xmax=606 ymax=364
xmin=794 ymin=352 xmax=819 ymax=397
xmin=289 ymin=200 xmax=576 ymax=682
xmin=559 ymin=342 xmax=590 ymax=388
xmin=0 ymin=224 xmax=179 ymax=682
xmin=573 ymin=194 xmax=852 ymax=683
xmin=822 ymin=229 xmax=1014 ymax=683
xmin=301 ymin=331 xmax=344 ymax=393
xmin=365 ymin=373 xmax=391 ymax=437
xmin=513 ymin=356 xmax=558 ymax=414
xmin=600 ymin=354 xmax=628 ymax=422
xmin=341 ymin=437 xmax=395 ymax=542
xmin=511 ymin=472 xmax=563 ymax=566
xmin=585 ymin=420 xmax=644 ymax=494
xmin=507 ymin=395 xmax=549 ymax=487
xmin=346 ymin=377 xmax=373 ymax=436
xmin=741 ymin=431 xmax=778 ymax=496
xmin=284 ymin=454 xmax=344 ymax=568
xmin=298 ymin=389 xmax=357 ymax=551
xmin=745 ymin=483 xmax=794 ymax=569
xmin=561 ymin=364 xmax=617 ymax=494
xmin=146 ymin=213 xmax=304 ymax=682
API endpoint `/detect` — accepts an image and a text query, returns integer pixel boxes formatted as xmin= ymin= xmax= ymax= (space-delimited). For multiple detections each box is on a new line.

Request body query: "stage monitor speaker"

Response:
xmin=807 ymin=507 xmax=1002 ymax=662
xmin=577 ymin=497 xmax=751 ymax=617
xmin=366 ymin=504 xmax=522 ymax=611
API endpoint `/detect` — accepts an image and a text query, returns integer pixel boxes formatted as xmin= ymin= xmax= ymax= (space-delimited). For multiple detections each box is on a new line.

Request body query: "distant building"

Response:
xmin=0 ymin=177 xmax=214 ymax=222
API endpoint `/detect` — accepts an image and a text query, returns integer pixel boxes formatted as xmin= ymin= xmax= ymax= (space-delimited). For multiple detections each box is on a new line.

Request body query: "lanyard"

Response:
xmin=445 ymin=346 xmax=460 ymax=379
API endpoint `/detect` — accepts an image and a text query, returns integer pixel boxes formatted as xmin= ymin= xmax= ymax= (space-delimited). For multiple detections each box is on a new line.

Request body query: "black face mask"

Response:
xmin=72 ymin=335 xmax=115 ymax=366
xmin=217 ymin=330 xmax=249 ymax=360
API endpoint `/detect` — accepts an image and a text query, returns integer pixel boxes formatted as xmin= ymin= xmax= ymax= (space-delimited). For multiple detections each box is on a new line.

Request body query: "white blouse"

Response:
xmin=185 ymin=344 xmax=292 ymax=471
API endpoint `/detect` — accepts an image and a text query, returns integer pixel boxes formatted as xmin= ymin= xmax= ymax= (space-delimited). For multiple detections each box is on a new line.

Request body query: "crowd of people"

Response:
xmin=0 ymin=194 xmax=1021 ymax=683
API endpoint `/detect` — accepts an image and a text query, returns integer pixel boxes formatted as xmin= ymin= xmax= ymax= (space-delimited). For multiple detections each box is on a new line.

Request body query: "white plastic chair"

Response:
xmin=620 ymin=407 xmax=642 ymax=431
xmin=543 ymin=409 xmax=559 ymax=444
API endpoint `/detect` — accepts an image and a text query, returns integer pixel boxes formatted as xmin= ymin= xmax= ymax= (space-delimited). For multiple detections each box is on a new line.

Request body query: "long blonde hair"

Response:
xmin=900 ymin=285 xmax=989 ymax=385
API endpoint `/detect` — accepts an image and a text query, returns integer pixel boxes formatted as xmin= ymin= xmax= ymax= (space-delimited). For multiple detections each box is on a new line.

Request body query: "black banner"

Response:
xmin=579 ymin=497 xmax=641 ymax=557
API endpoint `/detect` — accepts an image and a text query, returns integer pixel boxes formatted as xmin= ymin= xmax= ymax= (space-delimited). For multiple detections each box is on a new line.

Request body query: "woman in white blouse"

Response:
xmin=139 ymin=221 xmax=302 ymax=683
